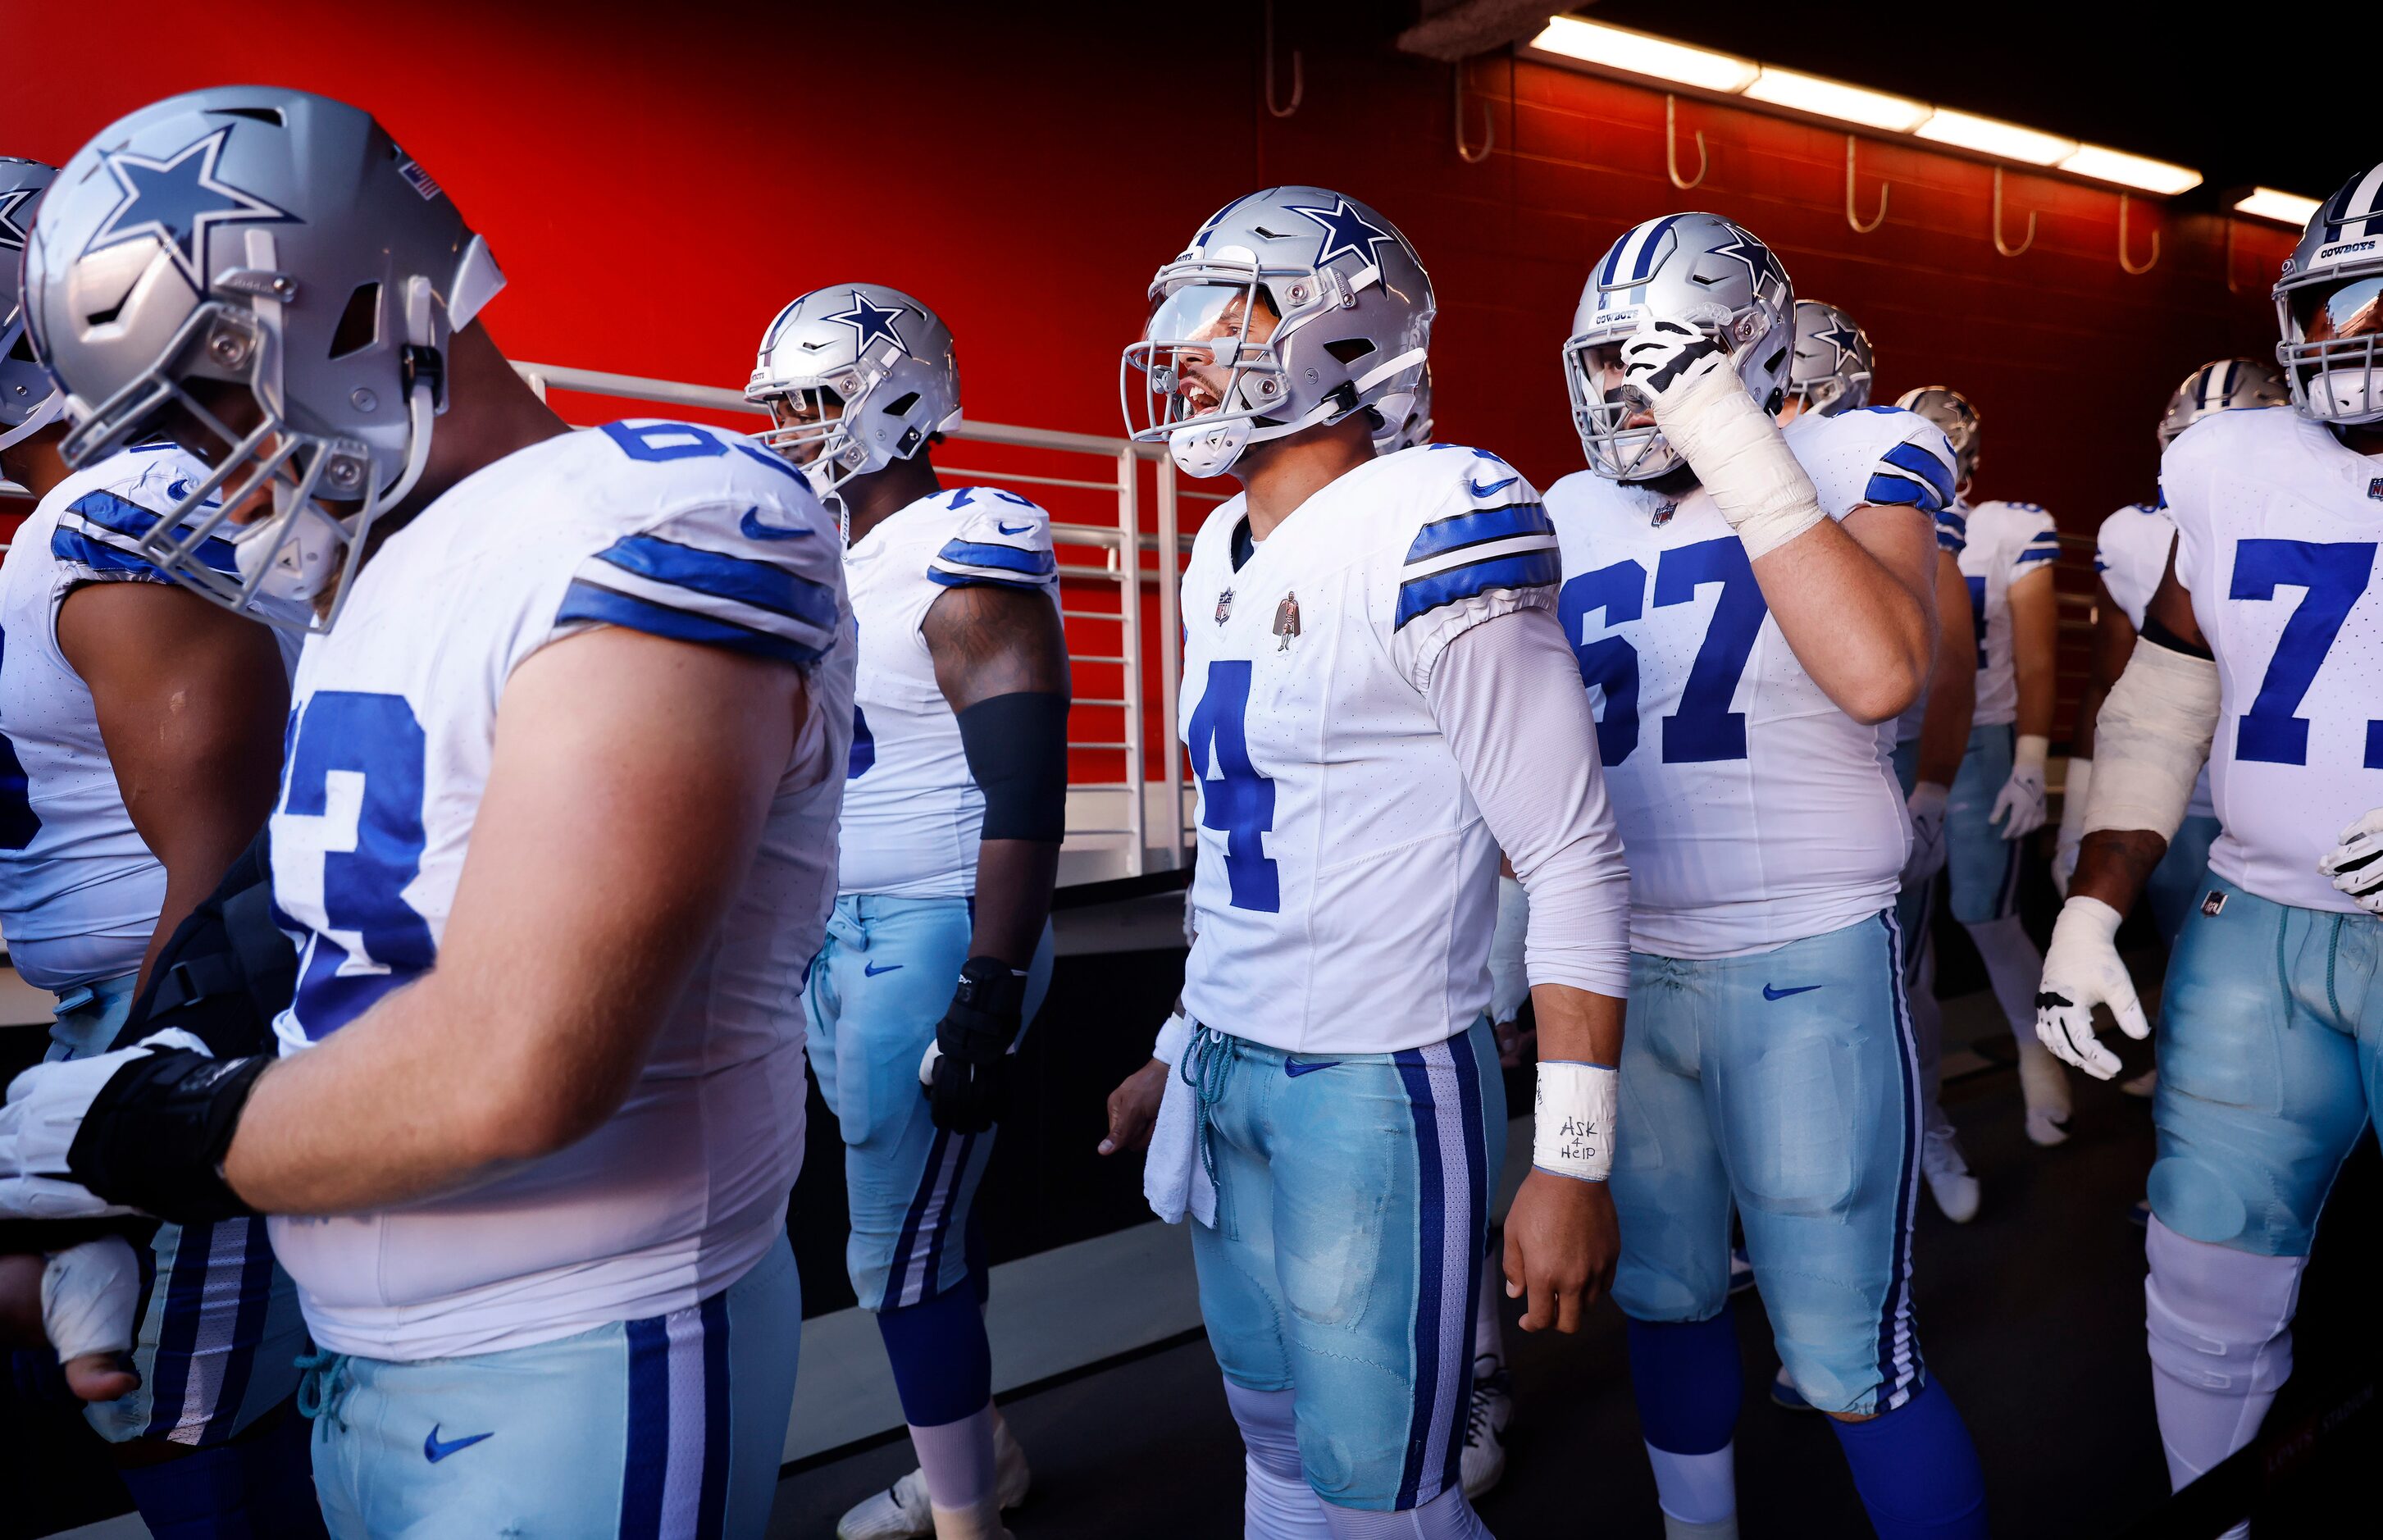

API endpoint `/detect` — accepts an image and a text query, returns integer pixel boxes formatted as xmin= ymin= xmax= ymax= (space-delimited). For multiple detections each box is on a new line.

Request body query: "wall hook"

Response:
xmin=1845 ymin=136 xmax=1888 ymax=234
xmin=1992 ymin=166 xmax=2036 ymax=257
xmin=1665 ymin=94 xmax=1707 ymax=191
xmin=2119 ymin=193 xmax=2159 ymax=276
xmin=1263 ymin=0 xmax=1302 ymax=119
xmin=1455 ymin=64 xmax=1494 ymax=163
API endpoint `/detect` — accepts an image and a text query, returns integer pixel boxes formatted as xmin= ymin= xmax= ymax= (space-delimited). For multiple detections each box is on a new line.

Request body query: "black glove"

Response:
xmin=923 ymin=957 xmax=1029 ymax=1134
xmin=1620 ymin=317 xmax=1726 ymax=399
xmin=67 ymin=1047 xmax=270 ymax=1223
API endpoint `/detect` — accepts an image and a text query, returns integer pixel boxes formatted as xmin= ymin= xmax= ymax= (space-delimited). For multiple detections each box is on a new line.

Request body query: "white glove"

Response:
xmin=1901 ymin=781 xmax=1951 ymax=889
xmin=2034 ymin=896 xmax=2149 ymax=1080
xmin=1991 ymin=734 xmax=2050 ymax=839
xmin=2052 ymin=755 xmax=2092 ymax=896
xmin=2317 ymin=807 xmax=2383 ymax=915
xmin=0 ymin=1031 xmax=207 ymax=1221
xmin=42 ymin=1235 xmax=140 ymax=1364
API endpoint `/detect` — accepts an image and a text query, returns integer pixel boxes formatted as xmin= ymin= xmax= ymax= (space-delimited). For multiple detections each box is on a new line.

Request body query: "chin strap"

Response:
xmin=382 ymin=276 xmax=440 ymax=513
xmin=0 ymin=390 xmax=62 ymax=453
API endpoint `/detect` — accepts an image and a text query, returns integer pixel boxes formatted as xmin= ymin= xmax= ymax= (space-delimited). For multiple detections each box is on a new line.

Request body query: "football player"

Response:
xmin=0 ymin=87 xmax=852 ymax=1538
xmin=0 ymin=154 xmax=320 ymax=1537
xmin=746 ymin=285 xmax=1067 ymax=1540
xmin=1898 ymin=387 xmax=2074 ymax=1146
xmin=1782 ymin=302 xmax=1984 ymax=1227
xmin=1551 ymin=213 xmax=1987 ymax=1539
xmin=1120 ymin=185 xmax=1633 ymax=1538
xmin=2039 ymin=166 xmax=2383 ymax=1537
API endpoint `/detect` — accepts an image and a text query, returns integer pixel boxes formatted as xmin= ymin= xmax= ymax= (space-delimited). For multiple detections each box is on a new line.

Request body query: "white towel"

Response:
xmin=1143 ymin=1015 xmax=1215 ymax=1228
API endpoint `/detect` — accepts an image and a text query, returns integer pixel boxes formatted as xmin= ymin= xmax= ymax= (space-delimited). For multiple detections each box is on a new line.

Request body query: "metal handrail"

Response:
xmin=513 ymin=360 xmax=1196 ymax=877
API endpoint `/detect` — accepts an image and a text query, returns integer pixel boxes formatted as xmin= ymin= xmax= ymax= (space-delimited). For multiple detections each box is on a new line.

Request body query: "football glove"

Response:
xmin=0 ymin=1030 xmax=266 ymax=1224
xmin=2317 ymin=807 xmax=2383 ymax=916
xmin=2033 ymin=896 xmax=2149 ymax=1080
xmin=1991 ymin=735 xmax=2051 ymax=839
xmin=1901 ymin=781 xmax=1951 ymax=889
xmin=918 ymin=957 xmax=1030 ymax=1135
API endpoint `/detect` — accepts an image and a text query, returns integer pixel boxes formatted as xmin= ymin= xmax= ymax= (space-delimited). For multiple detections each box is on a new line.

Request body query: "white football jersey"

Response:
xmin=265 ymin=420 xmax=852 ymax=1360
xmin=1178 ymin=444 xmax=1556 ymax=1055
xmin=2095 ymin=499 xmax=2215 ymax=819
xmin=2163 ymin=407 xmax=2383 ymax=913
xmin=1547 ymin=406 xmax=1959 ymax=958
xmin=0 ymin=445 xmax=282 ymax=990
xmin=1889 ymin=503 xmax=1971 ymax=746
xmin=1956 ymin=499 xmax=2061 ymax=727
xmin=839 ymin=486 xmax=1059 ymax=898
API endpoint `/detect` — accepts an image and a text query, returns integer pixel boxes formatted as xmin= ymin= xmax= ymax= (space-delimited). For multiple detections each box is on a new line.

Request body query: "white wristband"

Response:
xmin=1152 ymin=1009 xmax=1193 ymax=1067
xmin=2015 ymin=733 xmax=2050 ymax=774
xmin=1533 ymin=1060 xmax=1620 ymax=1183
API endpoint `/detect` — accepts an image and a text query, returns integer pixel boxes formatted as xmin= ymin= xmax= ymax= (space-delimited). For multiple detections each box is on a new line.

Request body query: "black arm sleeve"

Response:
xmin=956 ymin=691 xmax=1070 ymax=843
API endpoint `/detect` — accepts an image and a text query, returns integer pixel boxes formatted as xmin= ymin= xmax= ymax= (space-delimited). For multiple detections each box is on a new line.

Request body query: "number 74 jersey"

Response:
xmin=1543 ymin=407 xmax=1958 ymax=959
xmin=2164 ymin=406 xmax=2383 ymax=913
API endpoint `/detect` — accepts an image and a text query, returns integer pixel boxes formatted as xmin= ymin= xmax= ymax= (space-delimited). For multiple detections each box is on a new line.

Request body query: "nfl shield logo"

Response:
xmin=2367 ymin=477 xmax=2383 ymax=502
xmin=1215 ymin=588 xmax=1234 ymax=624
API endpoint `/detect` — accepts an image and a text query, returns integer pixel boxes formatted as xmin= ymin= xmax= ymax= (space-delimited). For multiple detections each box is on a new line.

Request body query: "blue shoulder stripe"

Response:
xmin=65 ymin=491 xmax=241 ymax=575
xmin=1864 ymin=472 xmax=1934 ymax=510
xmin=936 ymin=539 xmax=1056 ymax=577
xmin=1879 ymin=440 xmax=1954 ymax=510
xmin=1405 ymin=502 xmax=1554 ymax=563
xmin=51 ymin=526 xmax=167 ymax=580
xmin=1393 ymin=549 xmax=1560 ymax=631
xmin=2015 ymin=545 xmax=2060 ymax=565
xmin=592 ymin=534 xmax=838 ymax=628
xmin=556 ymin=581 xmax=825 ymax=664
xmin=927 ymin=569 xmax=1052 ymax=591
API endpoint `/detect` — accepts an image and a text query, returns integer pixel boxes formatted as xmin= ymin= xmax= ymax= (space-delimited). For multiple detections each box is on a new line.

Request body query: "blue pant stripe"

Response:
xmin=1392 ymin=1046 xmax=1447 ymax=1511
xmin=915 ymin=1131 xmax=977 ymax=1305
xmin=888 ymin=1126 xmax=956 ymax=1309
xmin=1994 ymin=836 xmax=2021 ymax=919
xmin=139 ymin=1222 xmax=207 ymax=1441
xmin=193 ymin=1219 xmax=276 ymax=1446
xmin=619 ymin=1314 xmax=671 ymax=1538
xmin=696 ymin=1292 xmax=732 ymax=1537
xmin=1440 ymin=1034 xmax=1489 ymax=1500
xmin=1875 ymin=913 xmax=1925 ymax=1410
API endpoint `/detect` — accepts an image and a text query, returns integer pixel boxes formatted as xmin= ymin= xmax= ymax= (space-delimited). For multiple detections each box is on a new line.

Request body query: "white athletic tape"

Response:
xmin=1533 ymin=1060 xmax=1620 ymax=1183
xmin=1648 ymin=354 xmax=1825 ymax=561
xmin=2084 ymin=638 xmax=2219 ymax=841
xmin=41 ymin=1234 xmax=139 ymax=1364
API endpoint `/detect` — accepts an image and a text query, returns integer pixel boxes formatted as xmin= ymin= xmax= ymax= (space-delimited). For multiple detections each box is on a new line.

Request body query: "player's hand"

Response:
xmin=43 ymin=1235 xmax=142 ymax=1402
xmin=2034 ymin=896 xmax=2148 ymax=1079
xmin=919 ymin=959 xmax=1028 ymax=1135
xmin=0 ymin=1030 xmax=264 ymax=1223
xmin=1621 ymin=317 xmax=1730 ymax=411
xmin=1502 ymin=1168 xmax=1617 ymax=1335
xmin=2317 ymin=808 xmax=2383 ymax=916
xmin=1990 ymin=761 xmax=2048 ymax=839
xmin=1098 ymin=1058 xmax=1169 ymax=1156
xmin=1901 ymin=781 xmax=1951 ymax=889
xmin=0 ymin=1043 xmax=180 ymax=1223
xmin=1492 ymin=1015 xmax=1538 ymax=1070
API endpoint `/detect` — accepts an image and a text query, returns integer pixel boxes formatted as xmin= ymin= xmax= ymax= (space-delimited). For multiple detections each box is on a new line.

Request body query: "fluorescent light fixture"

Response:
xmin=1529 ymin=16 xmax=1758 ymax=95
xmin=1743 ymin=67 xmax=1929 ymax=133
xmin=2057 ymin=144 xmax=2202 ymax=195
xmin=1915 ymin=109 xmax=2074 ymax=166
xmin=2235 ymin=186 xmax=2321 ymax=226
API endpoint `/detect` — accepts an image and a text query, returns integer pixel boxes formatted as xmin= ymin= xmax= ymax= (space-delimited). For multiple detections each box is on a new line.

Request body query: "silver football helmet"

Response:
xmin=1896 ymin=387 xmax=1981 ymax=488
xmin=2276 ymin=161 xmax=2383 ymax=426
xmin=2157 ymin=358 xmax=2287 ymax=448
xmin=0 ymin=158 xmax=59 ymax=451
xmin=745 ymin=283 xmax=960 ymax=506
xmin=22 ymin=87 xmax=504 ymax=631
xmin=1565 ymin=212 xmax=1796 ymax=481
xmin=1373 ymin=362 xmax=1433 ymax=453
xmin=1123 ymin=186 xmax=1432 ymax=478
xmin=1784 ymin=298 xmax=1874 ymax=418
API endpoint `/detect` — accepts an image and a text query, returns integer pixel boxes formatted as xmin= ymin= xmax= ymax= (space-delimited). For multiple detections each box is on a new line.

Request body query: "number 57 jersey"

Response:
xmin=266 ymin=419 xmax=854 ymax=1360
xmin=1544 ymin=407 xmax=1959 ymax=959
xmin=2164 ymin=406 xmax=2383 ymax=913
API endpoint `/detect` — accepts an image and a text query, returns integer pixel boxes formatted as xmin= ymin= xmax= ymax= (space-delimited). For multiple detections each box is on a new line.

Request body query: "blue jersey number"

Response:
xmin=849 ymin=704 xmax=876 ymax=778
xmin=1964 ymin=575 xmax=1989 ymax=669
xmin=280 ymin=691 xmax=436 ymax=1039
xmin=1186 ymin=659 xmax=1278 ymax=912
xmin=2229 ymin=539 xmax=2381 ymax=768
xmin=0 ymin=627 xmax=39 ymax=851
xmin=1560 ymin=540 xmax=1768 ymax=766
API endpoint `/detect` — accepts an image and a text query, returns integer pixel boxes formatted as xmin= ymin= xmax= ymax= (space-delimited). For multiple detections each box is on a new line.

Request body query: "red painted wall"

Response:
xmin=6 ymin=2 xmax=2299 ymax=757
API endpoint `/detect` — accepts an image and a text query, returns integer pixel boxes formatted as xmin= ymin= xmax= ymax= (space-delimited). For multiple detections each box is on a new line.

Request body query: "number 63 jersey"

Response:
xmin=1544 ymin=407 xmax=1958 ymax=959
xmin=2164 ymin=406 xmax=2383 ymax=914
xmin=266 ymin=420 xmax=854 ymax=1360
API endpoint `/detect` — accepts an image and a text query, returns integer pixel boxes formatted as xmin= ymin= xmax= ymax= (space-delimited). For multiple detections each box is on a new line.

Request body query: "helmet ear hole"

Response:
xmin=1323 ymin=337 xmax=1376 ymax=365
xmin=881 ymin=390 xmax=920 ymax=418
xmin=329 ymin=283 xmax=380 ymax=361
xmin=6 ymin=328 xmax=36 ymax=365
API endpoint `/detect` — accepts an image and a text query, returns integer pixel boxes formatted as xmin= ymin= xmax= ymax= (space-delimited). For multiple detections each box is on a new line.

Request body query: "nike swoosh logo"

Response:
xmin=740 ymin=507 xmax=815 ymax=541
xmin=1762 ymin=984 xmax=1822 ymax=1001
xmin=1466 ymin=475 xmax=1519 ymax=498
xmin=424 ymin=1425 xmax=494 ymax=1463
xmin=996 ymin=521 xmax=1034 ymax=535
xmin=1283 ymin=1059 xmax=1342 ymax=1078
xmin=167 ymin=478 xmax=192 ymax=502
xmin=863 ymin=961 xmax=904 ymax=977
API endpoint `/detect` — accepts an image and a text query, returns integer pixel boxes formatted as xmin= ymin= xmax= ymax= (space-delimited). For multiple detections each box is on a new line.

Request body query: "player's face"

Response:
xmin=1777 ymin=393 xmax=1809 ymax=426
xmin=2298 ymin=276 xmax=2383 ymax=345
xmin=1579 ymin=341 xmax=1656 ymax=431
xmin=764 ymin=389 xmax=844 ymax=467
xmin=1147 ymin=283 xmax=1281 ymax=421
xmin=139 ymin=380 xmax=314 ymax=526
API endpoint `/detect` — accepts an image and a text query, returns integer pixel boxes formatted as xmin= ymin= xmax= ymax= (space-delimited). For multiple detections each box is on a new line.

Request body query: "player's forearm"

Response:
xmin=2067 ymin=828 xmax=2167 ymax=916
xmin=2014 ymin=648 xmax=2057 ymax=740
xmin=1530 ymin=984 xmax=1624 ymax=1070
xmin=1755 ymin=520 xmax=1933 ymax=724
xmin=1915 ymin=622 xmax=1975 ymax=788
xmin=968 ymin=838 xmax=1059 ymax=968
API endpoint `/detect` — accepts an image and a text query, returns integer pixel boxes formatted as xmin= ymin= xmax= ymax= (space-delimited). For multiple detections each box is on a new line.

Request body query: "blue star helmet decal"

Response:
xmin=1708 ymin=230 xmax=1785 ymax=295
xmin=826 ymin=289 xmax=911 ymax=357
xmin=0 ymin=188 xmax=34 ymax=252
xmin=84 ymin=126 xmax=296 ymax=293
xmin=1812 ymin=322 xmax=1863 ymax=371
xmin=1283 ymin=195 xmax=1395 ymax=271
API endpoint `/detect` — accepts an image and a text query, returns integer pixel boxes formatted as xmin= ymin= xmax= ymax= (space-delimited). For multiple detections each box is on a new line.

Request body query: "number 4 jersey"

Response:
xmin=1544 ymin=406 xmax=1960 ymax=959
xmin=266 ymin=420 xmax=854 ymax=1360
xmin=2163 ymin=405 xmax=2383 ymax=914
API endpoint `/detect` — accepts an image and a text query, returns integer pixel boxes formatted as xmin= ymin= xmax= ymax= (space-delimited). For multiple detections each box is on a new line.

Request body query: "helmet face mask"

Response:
xmin=2275 ymin=162 xmax=2383 ymax=428
xmin=745 ymin=282 xmax=959 ymax=509
xmin=1566 ymin=212 xmax=1794 ymax=483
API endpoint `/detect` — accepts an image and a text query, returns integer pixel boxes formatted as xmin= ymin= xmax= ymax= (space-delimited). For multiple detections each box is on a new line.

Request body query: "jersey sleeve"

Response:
xmin=554 ymin=495 xmax=842 ymax=666
xmin=1381 ymin=449 xmax=1561 ymax=692
xmin=2003 ymin=502 xmax=2061 ymax=585
xmin=49 ymin=477 xmax=240 ymax=590
xmin=1792 ymin=407 xmax=1959 ymax=520
xmin=925 ymin=489 xmax=1059 ymax=593
xmin=1934 ymin=501 xmax=1969 ymax=556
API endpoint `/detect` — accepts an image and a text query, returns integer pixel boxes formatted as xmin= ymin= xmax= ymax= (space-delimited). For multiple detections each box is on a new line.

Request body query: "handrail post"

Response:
xmin=1153 ymin=458 xmax=1184 ymax=869
xmin=1116 ymin=447 xmax=1146 ymax=877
